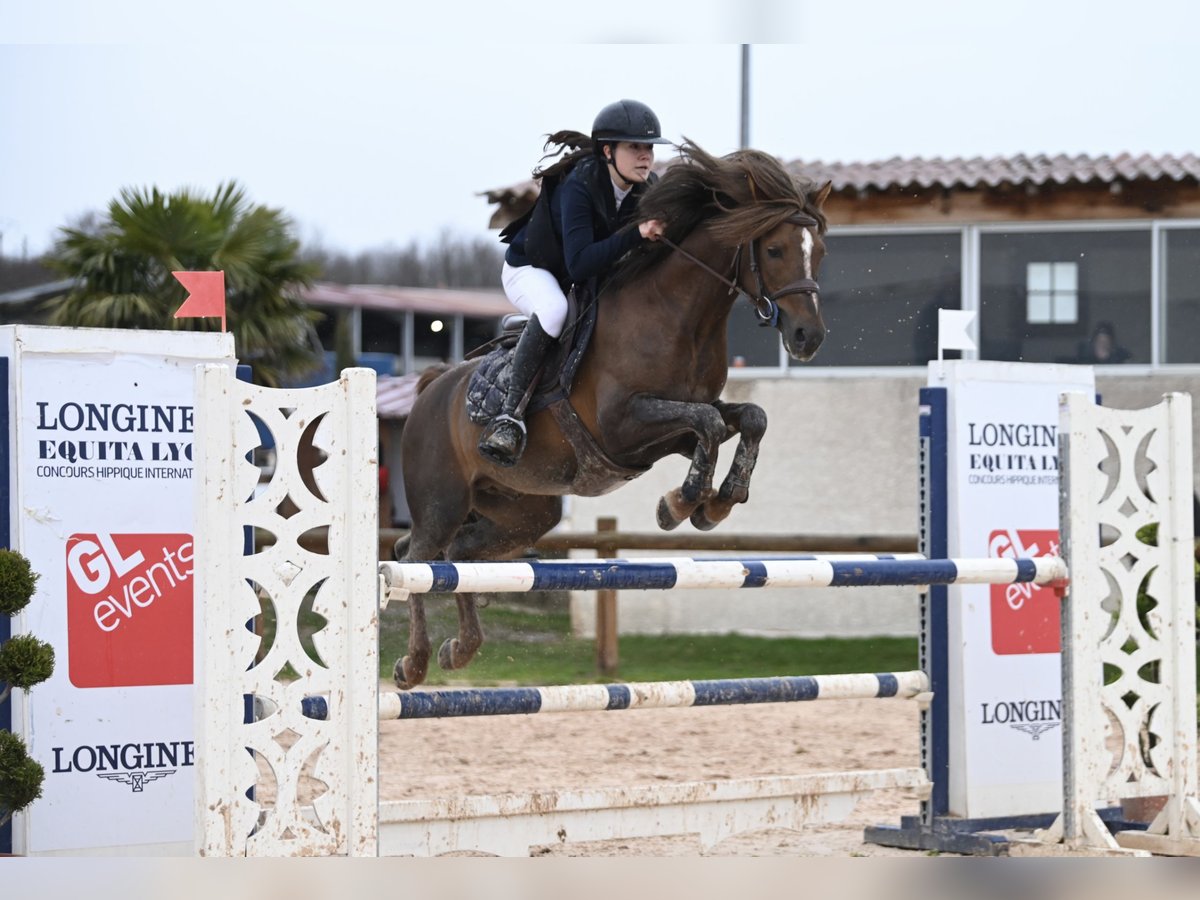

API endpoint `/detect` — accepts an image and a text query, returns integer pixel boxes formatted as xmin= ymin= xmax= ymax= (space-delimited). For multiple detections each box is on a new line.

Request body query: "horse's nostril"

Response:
xmin=794 ymin=328 xmax=806 ymax=346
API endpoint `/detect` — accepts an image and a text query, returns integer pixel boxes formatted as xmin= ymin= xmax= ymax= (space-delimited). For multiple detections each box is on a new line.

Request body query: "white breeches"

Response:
xmin=501 ymin=262 xmax=568 ymax=338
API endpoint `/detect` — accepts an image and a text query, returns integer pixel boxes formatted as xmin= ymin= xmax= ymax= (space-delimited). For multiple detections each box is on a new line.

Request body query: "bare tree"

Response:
xmin=304 ymin=229 xmax=504 ymax=288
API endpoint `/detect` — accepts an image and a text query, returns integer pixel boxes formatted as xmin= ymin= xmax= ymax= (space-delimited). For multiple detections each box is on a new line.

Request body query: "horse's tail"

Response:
xmin=416 ymin=363 xmax=453 ymax=394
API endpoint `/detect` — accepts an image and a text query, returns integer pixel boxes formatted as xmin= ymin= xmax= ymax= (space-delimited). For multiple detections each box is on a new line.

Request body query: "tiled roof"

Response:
xmin=785 ymin=152 xmax=1200 ymax=193
xmin=482 ymin=153 xmax=1200 ymax=220
xmin=376 ymin=372 xmax=421 ymax=419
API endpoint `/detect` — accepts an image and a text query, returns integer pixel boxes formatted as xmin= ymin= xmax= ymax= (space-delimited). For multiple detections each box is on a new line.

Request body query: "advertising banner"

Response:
xmin=932 ymin=360 xmax=1095 ymax=818
xmin=2 ymin=326 xmax=234 ymax=854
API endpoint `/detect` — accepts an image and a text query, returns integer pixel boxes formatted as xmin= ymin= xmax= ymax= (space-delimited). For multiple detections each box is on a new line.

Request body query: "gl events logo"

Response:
xmin=66 ymin=533 xmax=194 ymax=687
xmin=988 ymin=528 xmax=1062 ymax=656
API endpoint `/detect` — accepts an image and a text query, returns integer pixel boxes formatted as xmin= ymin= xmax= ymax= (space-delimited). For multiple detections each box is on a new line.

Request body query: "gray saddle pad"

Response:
xmin=463 ymin=285 xmax=597 ymax=428
xmin=466 ymin=346 xmax=513 ymax=426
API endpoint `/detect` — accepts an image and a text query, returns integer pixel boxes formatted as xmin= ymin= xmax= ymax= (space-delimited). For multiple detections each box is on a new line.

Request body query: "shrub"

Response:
xmin=0 ymin=550 xmax=38 ymax=617
xmin=1 ymin=550 xmax=51 ymax=829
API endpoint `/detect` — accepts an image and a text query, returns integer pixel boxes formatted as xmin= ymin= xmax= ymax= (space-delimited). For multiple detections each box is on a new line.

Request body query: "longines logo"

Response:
xmin=52 ymin=740 xmax=194 ymax=792
xmin=980 ymin=699 xmax=1061 ymax=741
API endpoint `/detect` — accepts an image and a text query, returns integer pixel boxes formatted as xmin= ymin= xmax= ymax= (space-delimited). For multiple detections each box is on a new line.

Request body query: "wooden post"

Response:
xmin=595 ymin=516 xmax=619 ymax=678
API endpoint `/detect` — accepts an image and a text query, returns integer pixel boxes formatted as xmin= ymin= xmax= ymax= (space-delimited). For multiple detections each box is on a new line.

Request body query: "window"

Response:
xmin=790 ymin=231 xmax=963 ymax=367
xmin=727 ymin=299 xmax=787 ymax=368
xmin=361 ymin=309 xmax=404 ymax=355
xmin=463 ymin=315 xmax=500 ymax=357
xmin=413 ymin=312 xmax=450 ymax=367
xmin=1165 ymin=228 xmax=1200 ymax=364
xmin=980 ymin=230 xmax=1150 ymax=364
xmin=1025 ymin=262 xmax=1078 ymax=324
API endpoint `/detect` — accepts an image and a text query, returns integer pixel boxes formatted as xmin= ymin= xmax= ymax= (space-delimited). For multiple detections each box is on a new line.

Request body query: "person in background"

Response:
xmin=1076 ymin=321 xmax=1131 ymax=364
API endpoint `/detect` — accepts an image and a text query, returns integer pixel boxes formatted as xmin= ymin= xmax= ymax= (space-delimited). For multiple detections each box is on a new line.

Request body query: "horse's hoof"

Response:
xmin=437 ymin=638 xmax=458 ymax=670
xmin=393 ymin=655 xmax=424 ymax=690
xmin=690 ymin=507 xmax=721 ymax=531
xmin=656 ymin=496 xmax=685 ymax=531
xmin=392 ymin=658 xmax=411 ymax=690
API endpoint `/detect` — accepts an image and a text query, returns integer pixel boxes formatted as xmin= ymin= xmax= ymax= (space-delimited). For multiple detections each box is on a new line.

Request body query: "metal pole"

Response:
xmin=740 ymin=44 xmax=751 ymax=149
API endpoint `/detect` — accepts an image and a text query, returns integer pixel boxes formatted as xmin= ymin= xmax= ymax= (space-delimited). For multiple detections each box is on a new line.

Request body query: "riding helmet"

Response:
xmin=591 ymin=99 xmax=671 ymax=144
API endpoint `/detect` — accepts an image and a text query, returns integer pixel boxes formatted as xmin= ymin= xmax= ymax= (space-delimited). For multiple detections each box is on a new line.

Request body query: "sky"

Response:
xmin=2 ymin=0 xmax=1197 ymax=260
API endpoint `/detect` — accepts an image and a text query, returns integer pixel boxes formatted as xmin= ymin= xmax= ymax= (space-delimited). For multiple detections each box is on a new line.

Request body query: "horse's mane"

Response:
xmin=606 ymin=139 xmax=828 ymax=294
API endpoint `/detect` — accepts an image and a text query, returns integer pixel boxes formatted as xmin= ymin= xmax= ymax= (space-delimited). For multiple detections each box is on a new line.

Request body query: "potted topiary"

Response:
xmin=0 ymin=548 xmax=54 ymax=844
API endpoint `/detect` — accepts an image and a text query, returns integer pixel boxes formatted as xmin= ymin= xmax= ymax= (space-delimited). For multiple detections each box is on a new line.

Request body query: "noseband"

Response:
xmin=658 ymin=213 xmax=821 ymax=328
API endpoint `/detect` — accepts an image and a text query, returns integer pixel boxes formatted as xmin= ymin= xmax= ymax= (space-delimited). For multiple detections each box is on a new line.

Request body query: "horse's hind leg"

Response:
xmin=437 ymin=592 xmax=485 ymax=671
xmin=394 ymin=592 xmax=432 ymax=690
xmin=392 ymin=480 xmax=471 ymax=689
xmin=692 ymin=401 xmax=767 ymax=531
xmin=435 ymin=493 xmax=562 ymax=671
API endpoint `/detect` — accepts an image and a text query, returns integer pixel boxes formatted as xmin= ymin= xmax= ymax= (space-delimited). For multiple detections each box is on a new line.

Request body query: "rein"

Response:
xmin=657 ymin=212 xmax=821 ymax=328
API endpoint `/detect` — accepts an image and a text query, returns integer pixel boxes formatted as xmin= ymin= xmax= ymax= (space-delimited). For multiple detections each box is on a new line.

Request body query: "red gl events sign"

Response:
xmin=66 ymin=533 xmax=194 ymax=687
xmin=988 ymin=528 xmax=1061 ymax=655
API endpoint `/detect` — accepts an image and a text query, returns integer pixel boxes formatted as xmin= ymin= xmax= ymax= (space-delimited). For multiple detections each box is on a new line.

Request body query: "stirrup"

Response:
xmin=477 ymin=414 xmax=527 ymax=467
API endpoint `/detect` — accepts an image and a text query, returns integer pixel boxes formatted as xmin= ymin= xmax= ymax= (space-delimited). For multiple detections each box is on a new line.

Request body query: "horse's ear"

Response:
xmin=813 ymin=180 xmax=833 ymax=210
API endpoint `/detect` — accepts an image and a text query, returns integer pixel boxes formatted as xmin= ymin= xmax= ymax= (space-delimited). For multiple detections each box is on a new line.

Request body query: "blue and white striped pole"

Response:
xmin=292 ymin=671 xmax=929 ymax=721
xmin=378 ymin=555 xmax=1067 ymax=597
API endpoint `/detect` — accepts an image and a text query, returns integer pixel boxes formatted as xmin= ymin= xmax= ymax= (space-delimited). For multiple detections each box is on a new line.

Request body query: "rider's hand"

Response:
xmin=639 ymin=219 xmax=665 ymax=241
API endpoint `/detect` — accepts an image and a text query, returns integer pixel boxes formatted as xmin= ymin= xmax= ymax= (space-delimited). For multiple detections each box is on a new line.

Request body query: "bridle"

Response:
xmin=657 ymin=212 xmax=821 ymax=328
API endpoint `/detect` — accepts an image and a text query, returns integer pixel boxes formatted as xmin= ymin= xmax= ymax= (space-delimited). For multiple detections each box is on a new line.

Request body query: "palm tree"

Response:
xmin=45 ymin=182 xmax=321 ymax=386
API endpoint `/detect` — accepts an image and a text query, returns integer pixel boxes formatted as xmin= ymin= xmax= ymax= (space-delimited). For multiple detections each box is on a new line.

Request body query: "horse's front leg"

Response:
xmin=691 ymin=400 xmax=767 ymax=531
xmin=610 ymin=396 xmax=727 ymax=531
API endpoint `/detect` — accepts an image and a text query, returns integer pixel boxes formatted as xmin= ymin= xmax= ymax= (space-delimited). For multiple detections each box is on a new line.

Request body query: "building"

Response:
xmin=485 ymin=151 xmax=1200 ymax=372
xmin=297 ymin=281 xmax=515 ymax=383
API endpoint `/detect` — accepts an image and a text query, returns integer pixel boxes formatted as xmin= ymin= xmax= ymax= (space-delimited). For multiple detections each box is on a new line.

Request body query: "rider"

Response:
xmin=478 ymin=99 xmax=670 ymax=467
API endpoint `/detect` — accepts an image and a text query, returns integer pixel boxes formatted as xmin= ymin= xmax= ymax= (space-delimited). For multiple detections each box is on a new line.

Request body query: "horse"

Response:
xmin=392 ymin=141 xmax=831 ymax=689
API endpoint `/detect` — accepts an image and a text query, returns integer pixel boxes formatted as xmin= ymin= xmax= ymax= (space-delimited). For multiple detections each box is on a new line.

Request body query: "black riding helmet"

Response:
xmin=591 ymin=99 xmax=671 ymax=144
xmin=592 ymin=99 xmax=670 ymax=186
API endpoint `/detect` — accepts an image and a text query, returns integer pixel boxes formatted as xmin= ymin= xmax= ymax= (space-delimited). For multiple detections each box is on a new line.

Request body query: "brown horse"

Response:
xmin=392 ymin=141 xmax=831 ymax=688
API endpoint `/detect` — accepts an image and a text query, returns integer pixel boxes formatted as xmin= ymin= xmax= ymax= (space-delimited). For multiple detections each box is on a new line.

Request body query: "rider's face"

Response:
xmin=607 ymin=141 xmax=655 ymax=186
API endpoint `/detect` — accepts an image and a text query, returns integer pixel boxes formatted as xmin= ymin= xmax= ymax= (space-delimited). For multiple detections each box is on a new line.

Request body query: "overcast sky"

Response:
xmin=3 ymin=0 xmax=1197 ymax=259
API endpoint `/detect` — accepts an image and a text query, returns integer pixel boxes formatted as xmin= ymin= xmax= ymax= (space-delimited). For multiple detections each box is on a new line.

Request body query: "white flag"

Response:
xmin=938 ymin=308 xmax=977 ymax=353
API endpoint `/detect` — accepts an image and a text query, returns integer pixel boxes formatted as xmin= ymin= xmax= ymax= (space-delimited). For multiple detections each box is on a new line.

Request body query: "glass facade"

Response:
xmin=722 ymin=221 xmax=1200 ymax=371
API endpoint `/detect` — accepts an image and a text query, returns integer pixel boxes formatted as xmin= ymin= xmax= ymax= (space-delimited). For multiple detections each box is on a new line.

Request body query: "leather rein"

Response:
xmin=656 ymin=212 xmax=821 ymax=328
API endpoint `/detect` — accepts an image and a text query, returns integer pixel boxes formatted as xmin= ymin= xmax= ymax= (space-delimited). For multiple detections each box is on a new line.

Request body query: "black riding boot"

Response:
xmin=477 ymin=315 xmax=556 ymax=467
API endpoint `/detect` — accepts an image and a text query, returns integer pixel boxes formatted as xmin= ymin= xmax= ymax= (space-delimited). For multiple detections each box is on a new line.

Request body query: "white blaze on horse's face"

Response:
xmin=801 ymin=228 xmax=818 ymax=312
xmin=770 ymin=220 xmax=825 ymax=362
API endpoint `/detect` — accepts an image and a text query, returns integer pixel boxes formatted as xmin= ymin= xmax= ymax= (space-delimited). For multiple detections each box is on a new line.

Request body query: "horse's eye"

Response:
xmin=766 ymin=246 xmax=783 ymax=259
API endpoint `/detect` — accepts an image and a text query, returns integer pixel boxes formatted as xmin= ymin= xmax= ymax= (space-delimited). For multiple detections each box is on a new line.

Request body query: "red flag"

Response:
xmin=172 ymin=270 xmax=227 ymax=332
